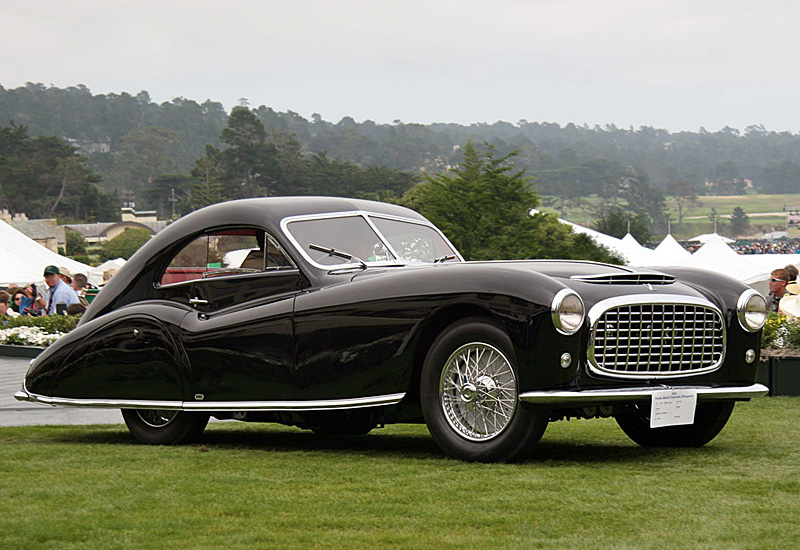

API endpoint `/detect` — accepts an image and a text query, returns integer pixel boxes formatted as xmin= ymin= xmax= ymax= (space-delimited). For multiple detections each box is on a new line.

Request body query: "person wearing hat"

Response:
xmin=779 ymin=293 xmax=800 ymax=318
xmin=58 ymin=266 xmax=73 ymax=286
xmin=42 ymin=265 xmax=79 ymax=315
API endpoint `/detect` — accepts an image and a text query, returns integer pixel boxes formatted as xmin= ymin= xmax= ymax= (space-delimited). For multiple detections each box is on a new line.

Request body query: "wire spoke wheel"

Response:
xmin=439 ymin=342 xmax=517 ymax=441
xmin=135 ymin=409 xmax=180 ymax=428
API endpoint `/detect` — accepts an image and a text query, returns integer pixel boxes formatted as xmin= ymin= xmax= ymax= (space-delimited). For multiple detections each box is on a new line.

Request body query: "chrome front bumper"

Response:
xmin=519 ymin=383 xmax=768 ymax=405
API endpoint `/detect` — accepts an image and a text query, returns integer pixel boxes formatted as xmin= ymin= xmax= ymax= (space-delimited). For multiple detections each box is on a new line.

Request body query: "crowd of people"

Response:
xmin=0 ymin=265 xmax=117 ymax=318
xmin=732 ymin=241 xmax=800 ymax=255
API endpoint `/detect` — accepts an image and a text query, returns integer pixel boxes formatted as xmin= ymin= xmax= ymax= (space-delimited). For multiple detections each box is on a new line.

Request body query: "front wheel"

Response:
xmin=121 ymin=409 xmax=210 ymax=445
xmin=420 ymin=318 xmax=548 ymax=462
xmin=615 ymin=401 xmax=735 ymax=447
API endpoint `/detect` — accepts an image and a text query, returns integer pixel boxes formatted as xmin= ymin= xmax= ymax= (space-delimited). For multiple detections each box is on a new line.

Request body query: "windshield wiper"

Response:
xmin=309 ymin=243 xmax=367 ymax=270
xmin=433 ymin=255 xmax=456 ymax=263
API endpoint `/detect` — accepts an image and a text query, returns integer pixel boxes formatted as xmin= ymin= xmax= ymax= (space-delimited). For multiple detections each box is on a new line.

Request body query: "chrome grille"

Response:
xmin=589 ymin=301 xmax=725 ymax=377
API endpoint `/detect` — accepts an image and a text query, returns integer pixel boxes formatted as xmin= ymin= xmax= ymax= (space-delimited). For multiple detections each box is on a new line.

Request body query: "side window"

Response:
xmin=159 ymin=228 xmax=293 ymax=286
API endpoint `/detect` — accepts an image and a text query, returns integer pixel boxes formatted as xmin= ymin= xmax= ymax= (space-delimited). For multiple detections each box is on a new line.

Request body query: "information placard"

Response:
xmin=650 ymin=389 xmax=697 ymax=428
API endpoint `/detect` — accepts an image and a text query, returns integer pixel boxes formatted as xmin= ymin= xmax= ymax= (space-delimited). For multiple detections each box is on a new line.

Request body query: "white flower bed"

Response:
xmin=0 ymin=326 xmax=64 ymax=347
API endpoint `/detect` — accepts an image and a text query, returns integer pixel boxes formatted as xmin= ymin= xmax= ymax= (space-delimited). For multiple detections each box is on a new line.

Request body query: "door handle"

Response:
xmin=189 ymin=297 xmax=209 ymax=306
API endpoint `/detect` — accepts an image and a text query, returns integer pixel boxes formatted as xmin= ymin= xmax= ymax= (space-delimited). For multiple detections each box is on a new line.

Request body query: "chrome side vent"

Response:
xmin=571 ymin=272 xmax=675 ymax=285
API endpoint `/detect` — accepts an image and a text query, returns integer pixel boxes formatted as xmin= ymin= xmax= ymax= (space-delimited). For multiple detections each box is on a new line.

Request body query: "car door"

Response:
xmin=154 ymin=227 xmax=308 ymax=404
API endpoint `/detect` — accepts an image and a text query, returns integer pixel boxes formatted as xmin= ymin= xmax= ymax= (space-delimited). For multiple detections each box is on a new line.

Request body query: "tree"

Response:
xmin=0 ymin=124 xmax=112 ymax=221
xmin=216 ymin=107 xmax=280 ymax=197
xmin=671 ymin=181 xmax=701 ymax=227
xmin=65 ymin=228 xmax=87 ymax=256
xmin=594 ymin=207 xmax=652 ymax=243
xmin=99 ymin=228 xmax=152 ymax=261
xmin=111 ymin=126 xmax=179 ymax=196
xmin=401 ymin=141 xmax=621 ymax=263
xmin=729 ymin=206 xmax=750 ymax=237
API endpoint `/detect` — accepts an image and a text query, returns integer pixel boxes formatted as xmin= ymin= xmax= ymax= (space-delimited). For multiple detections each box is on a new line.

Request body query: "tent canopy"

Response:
xmin=0 ymin=220 xmax=97 ymax=286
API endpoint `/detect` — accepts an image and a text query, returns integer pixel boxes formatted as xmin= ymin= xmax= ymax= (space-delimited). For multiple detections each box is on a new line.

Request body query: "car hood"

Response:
xmin=346 ymin=259 xmax=720 ymax=310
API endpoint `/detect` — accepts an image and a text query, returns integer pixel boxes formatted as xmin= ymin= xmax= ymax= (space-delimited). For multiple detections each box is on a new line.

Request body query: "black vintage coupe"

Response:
xmin=16 ymin=197 xmax=768 ymax=461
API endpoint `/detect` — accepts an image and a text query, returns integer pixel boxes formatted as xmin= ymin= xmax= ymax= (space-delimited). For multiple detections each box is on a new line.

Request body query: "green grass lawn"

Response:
xmin=1 ymin=398 xmax=798 ymax=550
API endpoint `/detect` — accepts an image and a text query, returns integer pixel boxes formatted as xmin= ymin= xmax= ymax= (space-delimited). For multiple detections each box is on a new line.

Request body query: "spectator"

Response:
xmin=101 ymin=268 xmax=117 ymax=286
xmin=11 ymin=290 xmax=25 ymax=313
xmin=42 ymin=265 xmax=79 ymax=315
xmin=71 ymin=273 xmax=92 ymax=307
xmin=58 ymin=266 xmax=73 ymax=287
xmin=0 ymin=290 xmax=19 ymax=318
xmin=768 ymin=268 xmax=791 ymax=312
xmin=785 ymin=265 xmax=800 ymax=295
xmin=23 ymin=284 xmax=42 ymax=316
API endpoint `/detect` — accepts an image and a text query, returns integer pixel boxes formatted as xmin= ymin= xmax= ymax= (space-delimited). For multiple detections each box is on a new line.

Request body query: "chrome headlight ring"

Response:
xmin=737 ymin=289 xmax=767 ymax=332
xmin=551 ymin=289 xmax=585 ymax=335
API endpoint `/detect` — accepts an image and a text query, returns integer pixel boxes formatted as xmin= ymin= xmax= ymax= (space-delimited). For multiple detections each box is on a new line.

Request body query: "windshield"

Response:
xmin=286 ymin=215 xmax=394 ymax=266
xmin=284 ymin=213 xmax=460 ymax=267
xmin=369 ymin=216 xmax=459 ymax=263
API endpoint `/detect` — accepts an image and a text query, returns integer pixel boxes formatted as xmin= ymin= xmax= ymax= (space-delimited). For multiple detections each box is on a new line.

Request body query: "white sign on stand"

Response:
xmin=650 ymin=389 xmax=697 ymax=428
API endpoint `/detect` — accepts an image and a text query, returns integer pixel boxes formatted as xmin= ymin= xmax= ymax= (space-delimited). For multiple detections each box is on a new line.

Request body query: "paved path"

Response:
xmin=0 ymin=356 xmax=122 ymax=427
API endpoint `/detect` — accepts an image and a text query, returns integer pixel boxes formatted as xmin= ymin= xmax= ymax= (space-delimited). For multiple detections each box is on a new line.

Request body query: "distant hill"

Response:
xmin=4 ymin=82 xmax=800 ymax=198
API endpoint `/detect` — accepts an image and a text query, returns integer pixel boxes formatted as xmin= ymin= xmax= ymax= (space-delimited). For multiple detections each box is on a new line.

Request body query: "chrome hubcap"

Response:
xmin=439 ymin=342 xmax=517 ymax=441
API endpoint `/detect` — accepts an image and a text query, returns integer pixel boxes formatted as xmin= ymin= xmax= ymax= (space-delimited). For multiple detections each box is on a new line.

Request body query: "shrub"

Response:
xmin=761 ymin=312 xmax=800 ymax=350
xmin=1 ymin=314 xmax=81 ymax=334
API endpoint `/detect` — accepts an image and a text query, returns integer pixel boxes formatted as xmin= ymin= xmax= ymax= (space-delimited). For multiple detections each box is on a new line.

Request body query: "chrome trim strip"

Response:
xmin=183 ymin=392 xmax=406 ymax=412
xmin=587 ymin=294 xmax=726 ymax=380
xmin=570 ymin=272 xmax=675 ymax=285
xmin=519 ymin=383 xmax=768 ymax=405
xmin=14 ymin=391 xmax=406 ymax=412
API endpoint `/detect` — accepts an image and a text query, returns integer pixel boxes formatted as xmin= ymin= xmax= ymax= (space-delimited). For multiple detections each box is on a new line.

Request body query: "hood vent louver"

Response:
xmin=570 ymin=272 xmax=676 ymax=285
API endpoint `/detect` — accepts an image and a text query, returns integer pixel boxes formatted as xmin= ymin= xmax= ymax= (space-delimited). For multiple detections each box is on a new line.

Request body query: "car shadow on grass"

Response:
xmin=40 ymin=423 xmax=726 ymax=464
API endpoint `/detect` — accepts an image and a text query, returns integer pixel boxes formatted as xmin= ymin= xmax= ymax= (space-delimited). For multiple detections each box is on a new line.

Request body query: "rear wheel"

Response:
xmin=121 ymin=409 xmax=209 ymax=445
xmin=615 ymin=401 xmax=735 ymax=447
xmin=420 ymin=318 xmax=548 ymax=462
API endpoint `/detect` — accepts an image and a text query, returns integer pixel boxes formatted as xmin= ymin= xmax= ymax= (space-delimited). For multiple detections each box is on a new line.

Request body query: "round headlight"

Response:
xmin=737 ymin=289 xmax=767 ymax=332
xmin=551 ymin=289 xmax=585 ymax=335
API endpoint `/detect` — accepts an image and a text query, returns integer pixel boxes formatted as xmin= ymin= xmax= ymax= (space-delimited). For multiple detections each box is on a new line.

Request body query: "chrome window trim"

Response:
xmin=587 ymin=294 xmax=726 ymax=380
xmin=15 ymin=390 xmax=406 ymax=412
xmin=154 ymin=227 xmax=298 ymax=289
xmin=281 ymin=210 xmax=463 ymax=270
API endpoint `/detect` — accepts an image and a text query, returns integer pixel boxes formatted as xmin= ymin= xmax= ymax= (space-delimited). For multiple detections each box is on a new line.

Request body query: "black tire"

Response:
xmin=420 ymin=318 xmax=548 ymax=462
xmin=615 ymin=401 xmax=735 ymax=448
xmin=121 ymin=409 xmax=210 ymax=445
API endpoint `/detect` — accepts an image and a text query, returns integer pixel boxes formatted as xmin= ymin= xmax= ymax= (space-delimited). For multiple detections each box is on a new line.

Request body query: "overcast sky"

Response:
xmin=2 ymin=0 xmax=799 ymax=132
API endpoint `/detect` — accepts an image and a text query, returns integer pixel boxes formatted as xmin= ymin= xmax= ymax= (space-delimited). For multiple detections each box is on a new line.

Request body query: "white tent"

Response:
xmin=0 ymin=220 xmax=97 ymax=286
xmin=685 ymin=234 xmax=765 ymax=283
xmin=645 ymin=234 xmax=693 ymax=267
xmin=619 ymin=233 xmax=656 ymax=265
xmin=689 ymin=233 xmax=735 ymax=244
